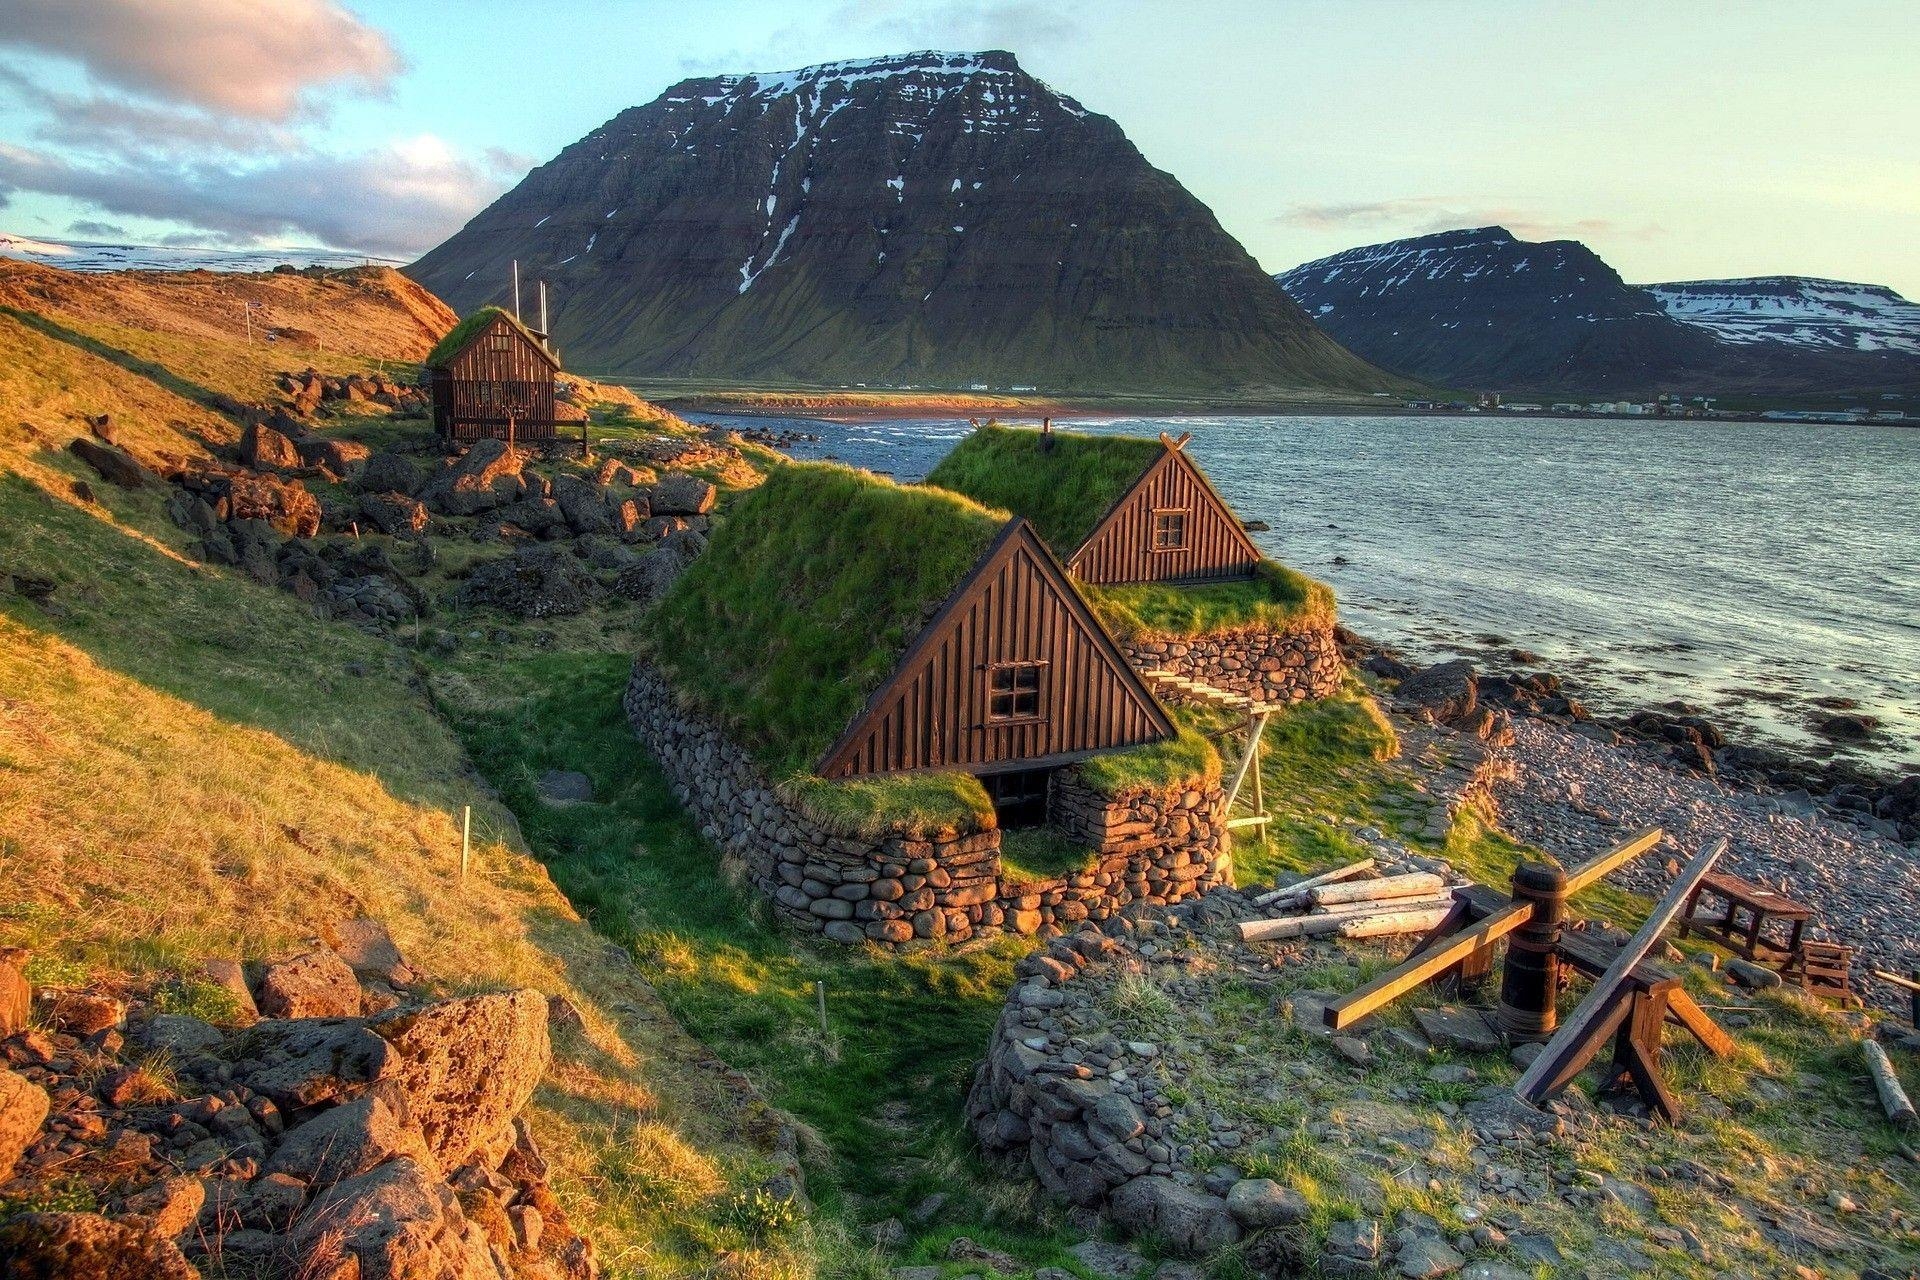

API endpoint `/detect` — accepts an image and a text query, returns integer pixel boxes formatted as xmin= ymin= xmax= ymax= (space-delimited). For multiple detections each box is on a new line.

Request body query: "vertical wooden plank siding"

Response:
xmin=820 ymin=528 xmax=1172 ymax=779
xmin=1071 ymin=450 xmax=1262 ymax=586
xmin=429 ymin=314 xmax=559 ymax=442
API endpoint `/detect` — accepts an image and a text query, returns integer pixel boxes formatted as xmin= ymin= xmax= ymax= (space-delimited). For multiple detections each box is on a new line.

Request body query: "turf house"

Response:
xmin=425 ymin=306 xmax=562 ymax=445
xmin=925 ymin=423 xmax=1345 ymax=709
xmin=625 ymin=463 xmax=1236 ymax=945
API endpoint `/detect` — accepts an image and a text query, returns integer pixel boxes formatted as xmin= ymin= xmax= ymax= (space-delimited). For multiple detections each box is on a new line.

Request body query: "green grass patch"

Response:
xmin=783 ymin=771 xmax=994 ymax=839
xmin=1088 ymin=559 xmax=1335 ymax=641
xmin=922 ymin=423 xmax=1163 ymax=552
xmin=1074 ymin=721 xmax=1221 ymax=797
xmin=998 ymin=826 xmax=1098 ymax=884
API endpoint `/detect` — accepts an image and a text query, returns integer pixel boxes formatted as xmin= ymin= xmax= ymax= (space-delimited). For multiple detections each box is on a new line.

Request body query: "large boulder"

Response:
xmin=291 ymin=1157 xmax=500 ymax=1280
xmin=67 ymin=437 xmax=151 ymax=489
xmin=0 ymin=1068 xmax=50 ymax=1181
xmin=1395 ymin=659 xmax=1478 ymax=726
xmin=647 ymin=472 xmax=716 ymax=516
xmin=554 ymin=475 xmax=614 ymax=536
xmin=299 ymin=434 xmax=374 ymax=479
xmin=610 ymin=528 xmax=706 ymax=603
xmin=1109 ymin=1176 xmax=1242 ymax=1258
xmin=360 ymin=451 xmax=425 ymax=496
xmin=240 ymin=422 xmax=303 ymax=471
xmin=329 ymin=917 xmax=416 ymax=987
xmin=267 ymin=1091 xmax=439 ymax=1187
xmin=256 ymin=949 xmax=362 ymax=1019
xmin=419 ymin=438 xmax=528 ymax=516
xmin=457 ymin=545 xmax=596 ymax=618
xmin=0 ymin=1212 xmax=198 ymax=1280
xmin=229 ymin=1018 xmax=397 ymax=1109
xmin=222 ymin=470 xmax=323 ymax=538
xmin=359 ymin=491 xmax=430 ymax=537
xmin=369 ymin=990 xmax=550 ymax=1168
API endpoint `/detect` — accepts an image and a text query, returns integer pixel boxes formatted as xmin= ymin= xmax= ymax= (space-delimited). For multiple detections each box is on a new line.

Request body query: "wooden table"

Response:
xmin=1678 ymin=871 xmax=1815 ymax=963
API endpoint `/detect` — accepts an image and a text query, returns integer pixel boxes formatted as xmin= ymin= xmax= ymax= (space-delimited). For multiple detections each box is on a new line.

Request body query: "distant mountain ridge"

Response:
xmin=408 ymin=50 xmax=1388 ymax=396
xmin=1276 ymin=226 xmax=1920 ymax=395
xmin=0 ymin=231 xmax=400 ymax=274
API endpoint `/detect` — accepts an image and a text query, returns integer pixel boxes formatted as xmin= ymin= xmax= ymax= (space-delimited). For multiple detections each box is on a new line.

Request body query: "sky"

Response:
xmin=1 ymin=0 xmax=1916 ymax=293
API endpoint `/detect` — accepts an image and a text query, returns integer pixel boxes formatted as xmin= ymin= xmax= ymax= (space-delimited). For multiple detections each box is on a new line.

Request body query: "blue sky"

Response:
xmin=2 ymin=0 xmax=1916 ymax=293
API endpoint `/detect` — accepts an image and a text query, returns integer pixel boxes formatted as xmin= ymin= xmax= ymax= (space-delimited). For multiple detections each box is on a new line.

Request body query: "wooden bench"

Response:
xmin=1677 ymin=872 xmax=1814 ymax=963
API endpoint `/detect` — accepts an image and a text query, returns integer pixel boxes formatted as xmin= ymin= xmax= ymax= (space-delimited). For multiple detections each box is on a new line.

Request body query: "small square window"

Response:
xmin=1152 ymin=509 xmax=1188 ymax=550
xmin=988 ymin=662 xmax=1044 ymax=721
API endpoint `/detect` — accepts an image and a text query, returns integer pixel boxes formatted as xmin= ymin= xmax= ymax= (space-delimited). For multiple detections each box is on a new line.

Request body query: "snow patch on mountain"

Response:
xmin=1647 ymin=277 xmax=1920 ymax=355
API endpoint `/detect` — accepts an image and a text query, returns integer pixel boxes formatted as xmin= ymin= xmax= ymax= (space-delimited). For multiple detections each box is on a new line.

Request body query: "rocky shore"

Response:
xmin=1359 ymin=632 xmax=1920 ymax=1013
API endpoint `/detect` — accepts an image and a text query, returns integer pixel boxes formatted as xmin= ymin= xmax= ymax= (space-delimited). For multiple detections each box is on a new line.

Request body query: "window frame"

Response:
xmin=1151 ymin=507 xmax=1190 ymax=553
xmin=985 ymin=659 xmax=1048 ymax=723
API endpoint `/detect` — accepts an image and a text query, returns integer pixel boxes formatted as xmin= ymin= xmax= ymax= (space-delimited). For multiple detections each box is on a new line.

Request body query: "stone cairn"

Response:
xmin=624 ymin=663 xmax=1231 ymax=947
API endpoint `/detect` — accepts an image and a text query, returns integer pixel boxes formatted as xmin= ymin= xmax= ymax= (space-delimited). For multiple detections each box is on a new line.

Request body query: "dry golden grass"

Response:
xmin=0 ymin=468 xmax=803 ymax=1277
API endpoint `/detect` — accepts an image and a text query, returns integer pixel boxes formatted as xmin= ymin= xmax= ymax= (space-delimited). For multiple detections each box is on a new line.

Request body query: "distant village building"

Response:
xmin=925 ymin=424 xmax=1261 ymax=586
xmin=424 ymin=307 xmax=561 ymax=445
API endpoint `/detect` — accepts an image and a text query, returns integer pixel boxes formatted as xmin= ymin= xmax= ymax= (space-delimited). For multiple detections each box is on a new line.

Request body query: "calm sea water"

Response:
xmin=691 ymin=411 xmax=1920 ymax=771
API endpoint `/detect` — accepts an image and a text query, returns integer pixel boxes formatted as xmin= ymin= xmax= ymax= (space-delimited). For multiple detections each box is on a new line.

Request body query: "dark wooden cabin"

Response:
xmin=424 ymin=307 xmax=561 ymax=444
xmin=924 ymin=424 xmax=1262 ymax=587
xmin=643 ymin=464 xmax=1175 ymax=824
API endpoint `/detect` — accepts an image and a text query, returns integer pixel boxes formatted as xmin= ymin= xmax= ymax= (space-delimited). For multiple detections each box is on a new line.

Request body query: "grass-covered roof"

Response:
xmin=424 ymin=306 xmax=558 ymax=369
xmin=644 ymin=463 xmax=1008 ymax=781
xmin=923 ymin=424 xmax=1165 ymax=553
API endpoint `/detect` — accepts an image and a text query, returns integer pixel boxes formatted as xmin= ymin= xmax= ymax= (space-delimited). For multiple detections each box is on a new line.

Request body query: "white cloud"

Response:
xmin=0 ymin=0 xmax=401 ymax=120
xmin=0 ymin=136 xmax=526 ymax=256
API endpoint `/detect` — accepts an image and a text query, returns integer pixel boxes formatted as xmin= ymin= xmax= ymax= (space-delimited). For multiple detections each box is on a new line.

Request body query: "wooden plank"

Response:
xmin=1562 ymin=827 xmax=1665 ymax=895
xmin=1871 ymin=970 xmax=1920 ymax=994
xmin=1324 ymin=901 xmax=1533 ymax=1031
xmin=1664 ymin=988 xmax=1735 ymax=1059
xmin=1515 ymin=837 xmax=1727 ymax=1106
xmin=1225 ymin=815 xmax=1271 ymax=831
xmin=1252 ymin=857 xmax=1375 ymax=907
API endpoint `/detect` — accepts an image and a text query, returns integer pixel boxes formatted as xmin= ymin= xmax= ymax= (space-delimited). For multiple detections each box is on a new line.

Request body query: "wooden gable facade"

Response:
xmin=817 ymin=520 xmax=1175 ymax=780
xmin=427 ymin=309 xmax=561 ymax=444
xmin=1068 ymin=436 xmax=1263 ymax=587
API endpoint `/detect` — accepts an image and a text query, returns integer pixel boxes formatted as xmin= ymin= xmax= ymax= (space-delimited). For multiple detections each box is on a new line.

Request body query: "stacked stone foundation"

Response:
xmin=624 ymin=661 xmax=1230 ymax=947
xmin=1121 ymin=622 xmax=1343 ymax=706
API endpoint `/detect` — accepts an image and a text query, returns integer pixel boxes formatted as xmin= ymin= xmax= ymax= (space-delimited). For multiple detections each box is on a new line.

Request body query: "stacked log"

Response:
xmin=1238 ymin=861 xmax=1462 ymax=943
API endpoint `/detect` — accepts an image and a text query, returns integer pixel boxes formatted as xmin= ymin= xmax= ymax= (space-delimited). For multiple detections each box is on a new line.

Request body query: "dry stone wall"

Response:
xmin=1122 ymin=623 xmax=1342 ymax=705
xmin=624 ymin=661 xmax=1231 ymax=946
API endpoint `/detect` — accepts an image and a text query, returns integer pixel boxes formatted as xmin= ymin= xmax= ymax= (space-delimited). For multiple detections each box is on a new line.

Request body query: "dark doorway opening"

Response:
xmin=981 ymin=768 xmax=1054 ymax=829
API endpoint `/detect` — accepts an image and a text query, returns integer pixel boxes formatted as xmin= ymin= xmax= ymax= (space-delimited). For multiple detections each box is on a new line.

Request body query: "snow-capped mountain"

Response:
xmin=1647 ymin=277 xmax=1920 ymax=356
xmin=409 ymin=50 xmax=1385 ymax=394
xmin=1274 ymin=227 xmax=1720 ymax=392
xmin=0 ymin=232 xmax=399 ymax=273
xmin=1277 ymin=228 xmax=1920 ymax=395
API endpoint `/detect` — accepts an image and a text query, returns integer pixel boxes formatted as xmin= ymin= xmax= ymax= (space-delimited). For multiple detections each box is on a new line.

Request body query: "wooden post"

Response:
xmin=1864 ymin=1040 xmax=1919 ymax=1131
xmin=1497 ymin=861 xmax=1569 ymax=1041
xmin=460 ymin=805 xmax=471 ymax=881
xmin=815 ymin=980 xmax=829 ymax=1038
